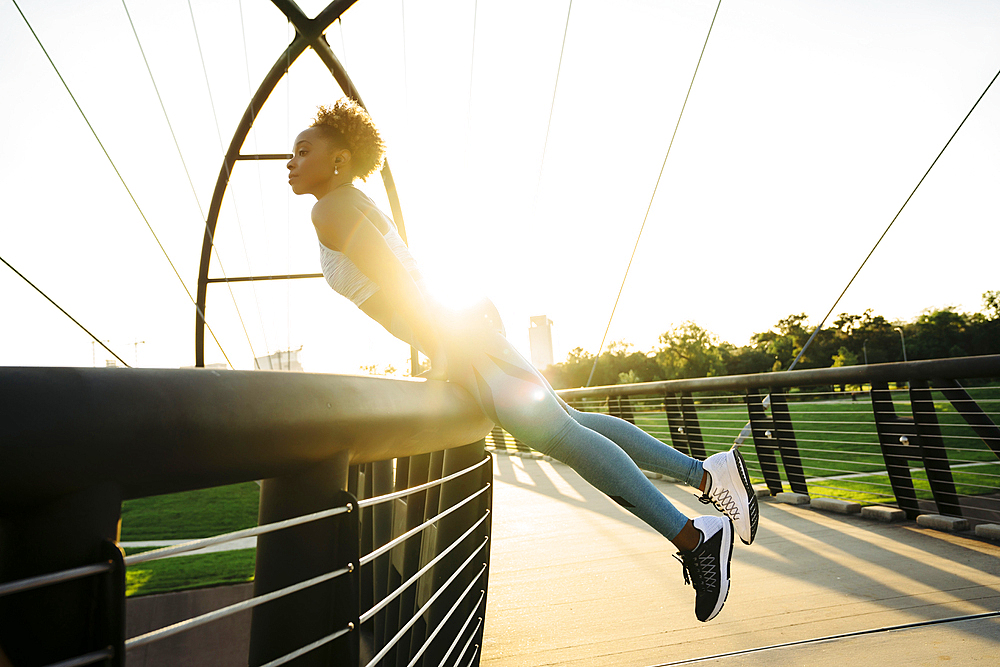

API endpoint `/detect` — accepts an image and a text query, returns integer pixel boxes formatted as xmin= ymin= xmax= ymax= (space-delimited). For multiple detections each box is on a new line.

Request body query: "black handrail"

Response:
xmin=0 ymin=368 xmax=493 ymax=666
xmin=559 ymin=354 xmax=1000 ymax=399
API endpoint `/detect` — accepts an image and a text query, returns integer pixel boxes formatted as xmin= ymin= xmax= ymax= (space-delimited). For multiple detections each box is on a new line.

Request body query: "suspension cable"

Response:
xmin=586 ymin=0 xmax=724 ymax=387
xmin=287 ymin=20 xmax=294 ymax=357
xmin=1 ymin=255 xmax=130 ymax=368
xmin=236 ymin=0 xmax=278 ymax=361
xmin=401 ymin=0 xmax=409 ymax=106
xmin=468 ymin=0 xmax=478 ymax=123
xmin=122 ymin=0 xmax=262 ymax=368
xmin=534 ymin=0 xmax=574 ymax=198
xmin=11 ymin=0 xmax=234 ymax=369
xmin=185 ymin=0 xmax=266 ymax=367
xmin=120 ymin=0 xmax=256 ymax=368
xmin=731 ymin=62 xmax=1000 ymax=448
xmin=784 ymin=63 xmax=1000 ymax=374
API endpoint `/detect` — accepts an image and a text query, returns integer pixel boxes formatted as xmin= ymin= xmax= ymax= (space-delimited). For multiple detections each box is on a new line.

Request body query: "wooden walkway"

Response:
xmin=481 ymin=453 xmax=1000 ymax=666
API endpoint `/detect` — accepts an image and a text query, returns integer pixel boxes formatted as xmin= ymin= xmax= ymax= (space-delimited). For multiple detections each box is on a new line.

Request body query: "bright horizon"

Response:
xmin=1 ymin=0 xmax=997 ymax=374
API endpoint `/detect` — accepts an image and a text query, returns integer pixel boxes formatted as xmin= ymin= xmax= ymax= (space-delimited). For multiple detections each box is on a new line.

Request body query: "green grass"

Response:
xmin=625 ymin=389 xmax=1000 ymax=506
xmin=125 ymin=548 xmax=255 ymax=597
xmin=121 ymin=481 xmax=260 ymax=596
xmin=806 ymin=464 xmax=1000 ymax=505
xmin=121 ymin=481 xmax=260 ymax=540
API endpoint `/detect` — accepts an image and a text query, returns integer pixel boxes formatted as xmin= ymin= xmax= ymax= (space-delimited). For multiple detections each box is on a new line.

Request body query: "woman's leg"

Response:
xmin=563 ymin=404 xmax=705 ymax=489
xmin=446 ymin=329 xmax=693 ymax=541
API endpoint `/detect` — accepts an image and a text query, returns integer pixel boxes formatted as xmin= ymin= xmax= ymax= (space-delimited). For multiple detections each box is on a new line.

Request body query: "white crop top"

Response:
xmin=318 ymin=221 xmax=424 ymax=307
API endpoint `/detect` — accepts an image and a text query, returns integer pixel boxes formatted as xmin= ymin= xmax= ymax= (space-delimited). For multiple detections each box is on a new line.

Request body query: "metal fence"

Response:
xmin=554 ymin=355 xmax=1000 ymax=526
xmin=0 ymin=368 xmax=494 ymax=667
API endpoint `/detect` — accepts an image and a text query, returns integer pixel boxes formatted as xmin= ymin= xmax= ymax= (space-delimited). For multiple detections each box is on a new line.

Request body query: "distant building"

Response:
xmin=255 ymin=347 xmax=304 ymax=372
xmin=528 ymin=316 xmax=554 ymax=368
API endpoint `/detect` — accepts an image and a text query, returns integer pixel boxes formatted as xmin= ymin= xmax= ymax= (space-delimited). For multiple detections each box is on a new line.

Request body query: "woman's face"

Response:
xmin=287 ymin=128 xmax=336 ymax=197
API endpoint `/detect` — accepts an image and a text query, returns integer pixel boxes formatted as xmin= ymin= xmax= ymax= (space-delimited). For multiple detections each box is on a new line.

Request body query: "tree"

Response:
xmin=831 ymin=346 xmax=859 ymax=367
xmin=910 ymin=308 xmax=968 ymax=360
xmin=656 ymin=322 xmax=727 ymax=379
xmin=724 ymin=344 xmax=775 ymax=376
xmin=983 ymin=290 xmax=1000 ymax=321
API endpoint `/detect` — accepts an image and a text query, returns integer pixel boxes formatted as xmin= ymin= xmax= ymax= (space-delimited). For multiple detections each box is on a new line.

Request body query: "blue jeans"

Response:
xmin=392 ymin=308 xmax=704 ymax=540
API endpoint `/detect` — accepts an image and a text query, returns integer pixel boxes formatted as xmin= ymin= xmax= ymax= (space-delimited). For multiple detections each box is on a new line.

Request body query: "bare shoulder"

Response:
xmin=311 ymin=188 xmax=368 ymax=249
xmin=310 ymin=187 xmax=358 ymax=225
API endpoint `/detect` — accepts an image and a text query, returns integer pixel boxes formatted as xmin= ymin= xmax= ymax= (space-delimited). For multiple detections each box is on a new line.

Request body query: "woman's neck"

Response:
xmin=315 ymin=178 xmax=354 ymax=199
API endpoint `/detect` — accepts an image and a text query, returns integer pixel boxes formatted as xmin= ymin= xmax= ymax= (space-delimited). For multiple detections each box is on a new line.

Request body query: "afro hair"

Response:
xmin=310 ymin=98 xmax=386 ymax=181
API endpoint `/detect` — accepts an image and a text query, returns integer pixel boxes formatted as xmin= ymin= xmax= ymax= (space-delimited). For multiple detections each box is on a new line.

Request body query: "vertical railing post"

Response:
xmin=664 ymin=393 xmax=705 ymax=459
xmin=391 ymin=452 xmax=431 ymax=664
xmin=101 ymin=540 xmax=127 ymax=666
xmin=870 ymin=382 xmax=923 ymax=519
xmin=909 ymin=381 xmax=962 ymax=517
xmin=768 ymin=390 xmax=809 ymax=494
xmin=0 ymin=483 xmax=122 ymax=666
xmin=745 ymin=389 xmax=785 ymax=495
xmin=419 ymin=440 xmax=490 ymax=666
xmin=248 ymin=453 xmax=360 ymax=666
xmin=608 ymin=395 xmax=636 ymax=424
xmin=371 ymin=459 xmax=395 ymax=654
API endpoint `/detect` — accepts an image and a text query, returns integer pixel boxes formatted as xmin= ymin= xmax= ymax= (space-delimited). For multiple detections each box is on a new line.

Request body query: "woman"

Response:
xmin=287 ymin=98 xmax=758 ymax=623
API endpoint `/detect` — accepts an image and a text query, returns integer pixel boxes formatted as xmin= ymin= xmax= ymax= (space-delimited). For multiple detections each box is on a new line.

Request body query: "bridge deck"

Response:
xmin=482 ymin=453 xmax=1000 ymax=666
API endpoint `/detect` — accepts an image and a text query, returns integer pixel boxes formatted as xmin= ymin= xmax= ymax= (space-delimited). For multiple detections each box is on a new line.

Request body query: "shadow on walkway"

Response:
xmin=482 ymin=453 xmax=1000 ymax=667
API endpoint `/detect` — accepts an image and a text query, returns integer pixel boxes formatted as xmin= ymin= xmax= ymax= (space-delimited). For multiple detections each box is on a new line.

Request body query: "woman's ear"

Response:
xmin=334 ymin=148 xmax=352 ymax=167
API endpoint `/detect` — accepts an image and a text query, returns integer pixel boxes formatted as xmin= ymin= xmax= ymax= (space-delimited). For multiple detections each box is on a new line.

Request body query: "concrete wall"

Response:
xmin=125 ymin=584 xmax=252 ymax=666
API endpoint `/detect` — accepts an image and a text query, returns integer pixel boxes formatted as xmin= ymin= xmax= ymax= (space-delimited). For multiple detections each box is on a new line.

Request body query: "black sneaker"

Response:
xmin=674 ymin=516 xmax=733 ymax=622
xmin=699 ymin=447 xmax=759 ymax=545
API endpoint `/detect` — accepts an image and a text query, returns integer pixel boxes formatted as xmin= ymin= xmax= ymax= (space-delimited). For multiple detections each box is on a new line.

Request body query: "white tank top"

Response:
xmin=318 ymin=222 xmax=424 ymax=307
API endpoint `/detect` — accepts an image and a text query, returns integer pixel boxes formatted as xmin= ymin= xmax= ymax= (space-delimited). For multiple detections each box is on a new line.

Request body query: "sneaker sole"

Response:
xmin=711 ymin=449 xmax=758 ymax=545
xmin=729 ymin=448 xmax=758 ymax=545
xmin=703 ymin=520 xmax=733 ymax=622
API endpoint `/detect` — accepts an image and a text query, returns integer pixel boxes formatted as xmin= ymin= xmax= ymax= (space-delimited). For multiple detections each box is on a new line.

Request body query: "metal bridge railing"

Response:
xmin=552 ymin=355 xmax=1000 ymax=525
xmin=0 ymin=367 xmax=494 ymax=667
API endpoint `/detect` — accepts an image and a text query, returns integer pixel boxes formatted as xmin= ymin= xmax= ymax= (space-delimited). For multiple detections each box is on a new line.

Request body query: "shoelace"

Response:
xmin=698 ymin=486 xmax=741 ymax=521
xmin=673 ymin=551 xmax=718 ymax=591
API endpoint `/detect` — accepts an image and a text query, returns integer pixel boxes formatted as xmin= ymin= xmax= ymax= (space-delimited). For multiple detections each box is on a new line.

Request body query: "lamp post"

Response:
xmin=894 ymin=327 xmax=908 ymax=362
xmin=862 ymin=339 xmax=869 ymax=365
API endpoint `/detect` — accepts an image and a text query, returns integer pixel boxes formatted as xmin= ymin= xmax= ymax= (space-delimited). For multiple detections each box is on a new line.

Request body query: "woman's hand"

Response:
xmin=421 ymin=347 xmax=449 ymax=381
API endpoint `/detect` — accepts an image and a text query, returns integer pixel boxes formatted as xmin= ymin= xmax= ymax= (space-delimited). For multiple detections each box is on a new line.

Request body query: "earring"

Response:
xmin=334 ymin=166 xmax=339 ymax=175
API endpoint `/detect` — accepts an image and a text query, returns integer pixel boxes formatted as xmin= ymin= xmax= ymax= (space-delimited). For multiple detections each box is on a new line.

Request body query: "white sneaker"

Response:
xmin=700 ymin=448 xmax=758 ymax=545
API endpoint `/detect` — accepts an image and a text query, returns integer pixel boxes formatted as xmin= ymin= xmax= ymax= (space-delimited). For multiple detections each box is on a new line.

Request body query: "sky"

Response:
xmin=1 ymin=0 xmax=998 ymax=374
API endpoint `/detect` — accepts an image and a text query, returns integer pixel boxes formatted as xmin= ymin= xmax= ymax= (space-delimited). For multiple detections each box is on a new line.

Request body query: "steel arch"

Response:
xmin=195 ymin=0 xmax=409 ymax=367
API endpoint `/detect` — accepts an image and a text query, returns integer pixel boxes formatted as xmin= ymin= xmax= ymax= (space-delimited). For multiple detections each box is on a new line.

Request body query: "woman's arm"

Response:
xmin=311 ymin=193 xmax=446 ymax=374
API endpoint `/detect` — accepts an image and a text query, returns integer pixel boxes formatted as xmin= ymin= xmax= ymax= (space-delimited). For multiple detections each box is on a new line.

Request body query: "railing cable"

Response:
xmin=0 ymin=561 xmax=112 ymax=598
xmin=257 ymin=625 xmax=354 ymax=667
xmin=10 ymin=0 xmax=235 ymax=369
xmin=360 ymin=485 xmax=490 ymax=566
xmin=364 ymin=544 xmax=489 ymax=667
xmin=586 ymin=0 xmax=723 ymax=386
xmin=126 ymin=563 xmax=353 ymax=649
xmin=360 ymin=510 xmax=490 ymax=623
xmin=438 ymin=608 xmax=484 ymax=667
xmin=357 ymin=454 xmax=491 ymax=509
xmin=407 ymin=587 xmax=485 ymax=667
xmin=41 ymin=649 xmax=115 ymax=667
xmin=124 ymin=503 xmax=352 ymax=565
xmin=0 ymin=255 xmax=130 ymax=368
